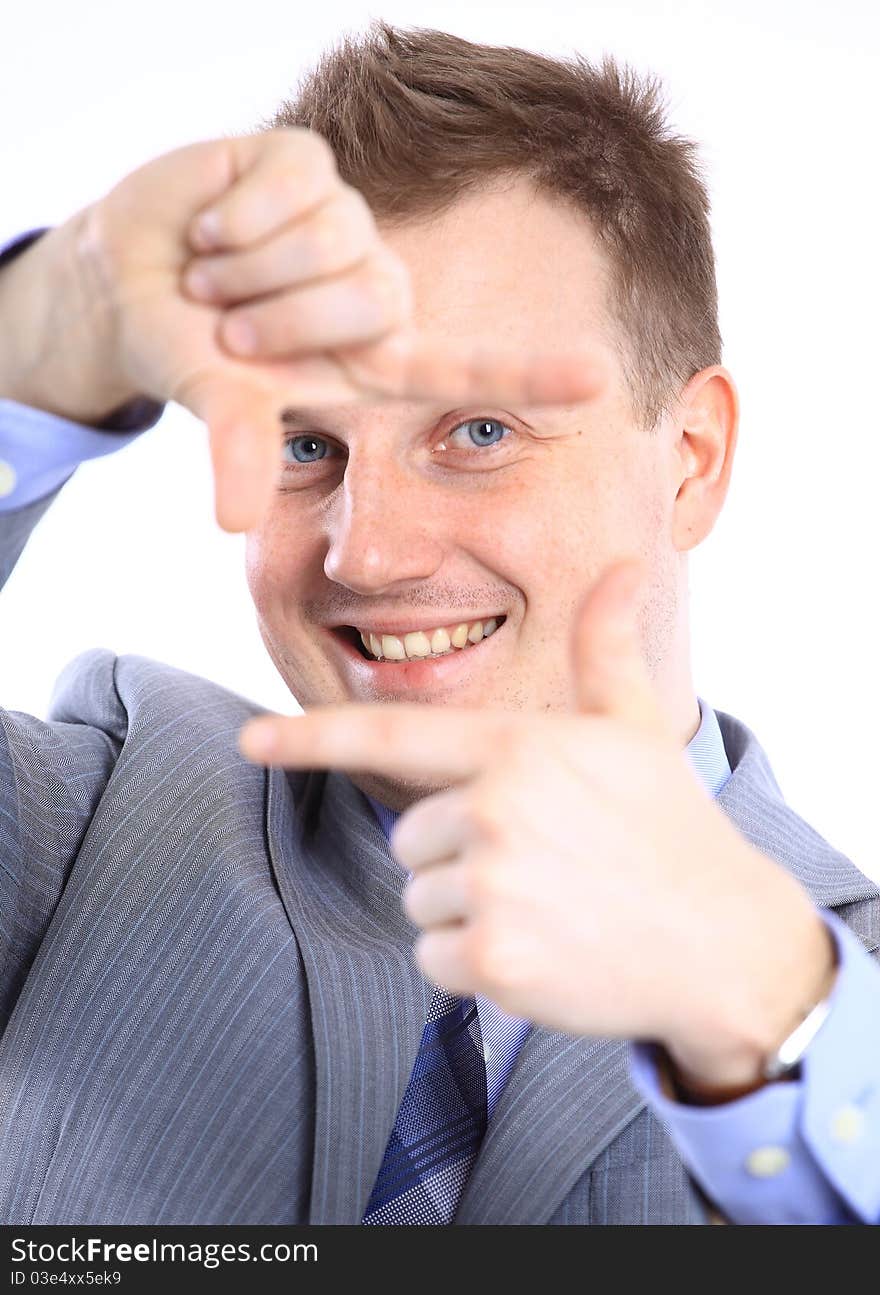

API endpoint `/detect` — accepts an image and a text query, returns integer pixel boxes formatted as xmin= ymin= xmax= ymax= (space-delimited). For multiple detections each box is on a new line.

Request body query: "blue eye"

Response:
xmin=449 ymin=418 xmax=511 ymax=450
xmin=283 ymin=435 xmax=331 ymax=464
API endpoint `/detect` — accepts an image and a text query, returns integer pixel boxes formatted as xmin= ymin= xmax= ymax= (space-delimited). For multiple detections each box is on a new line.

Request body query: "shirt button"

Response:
xmin=744 ymin=1145 xmax=791 ymax=1178
xmin=0 ymin=460 xmax=17 ymax=498
xmin=830 ymin=1105 xmax=865 ymax=1145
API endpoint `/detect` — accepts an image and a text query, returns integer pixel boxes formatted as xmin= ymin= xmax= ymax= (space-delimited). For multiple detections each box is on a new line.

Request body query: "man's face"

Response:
xmin=245 ymin=177 xmax=682 ymax=809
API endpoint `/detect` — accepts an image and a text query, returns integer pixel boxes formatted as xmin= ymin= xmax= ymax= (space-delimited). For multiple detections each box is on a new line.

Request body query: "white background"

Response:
xmin=1 ymin=0 xmax=877 ymax=880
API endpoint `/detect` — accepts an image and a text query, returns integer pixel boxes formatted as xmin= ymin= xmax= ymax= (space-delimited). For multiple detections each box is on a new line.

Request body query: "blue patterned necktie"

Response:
xmin=362 ymin=986 xmax=488 ymax=1224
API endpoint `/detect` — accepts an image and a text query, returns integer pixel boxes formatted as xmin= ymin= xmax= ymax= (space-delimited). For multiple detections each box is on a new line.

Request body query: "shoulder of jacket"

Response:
xmin=47 ymin=648 xmax=271 ymax=734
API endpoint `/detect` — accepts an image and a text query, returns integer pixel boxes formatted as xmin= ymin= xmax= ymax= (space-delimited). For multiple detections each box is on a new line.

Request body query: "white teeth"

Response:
xmin=355 ymin=616 xmax=505 ymax=661
xmin=403 ymin=631 xmax=432 ymax=658
xmin=430 ymin=628 xmax=451 ymax=653
xmin=381 ymin=634 xmax=407 ymax=660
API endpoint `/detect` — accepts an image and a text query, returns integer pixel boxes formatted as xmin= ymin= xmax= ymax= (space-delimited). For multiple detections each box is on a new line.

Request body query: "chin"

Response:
xmin=352 ymin=770 xmax=450 ymax=813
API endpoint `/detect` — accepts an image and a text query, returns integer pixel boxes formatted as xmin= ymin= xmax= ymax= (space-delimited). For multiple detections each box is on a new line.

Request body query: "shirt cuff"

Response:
xmin=0 ymin=226 xmax=52 ymax=269
xmin=628 ymin=908 xmax=880 ymax=1224
xmin=0 ymin=398 xmax=162 ymax=511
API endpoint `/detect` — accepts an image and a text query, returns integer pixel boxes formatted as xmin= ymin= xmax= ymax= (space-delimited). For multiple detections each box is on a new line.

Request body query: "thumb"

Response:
xmin=175 ymin=367 xmax=282 ymax=533
xmin=572 ymin=560 xmax=669 ymax=736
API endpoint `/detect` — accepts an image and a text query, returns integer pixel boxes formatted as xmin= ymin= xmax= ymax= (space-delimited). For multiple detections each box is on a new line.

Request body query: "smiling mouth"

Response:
xmin=333 ymin=615 xmax=507 ymax=662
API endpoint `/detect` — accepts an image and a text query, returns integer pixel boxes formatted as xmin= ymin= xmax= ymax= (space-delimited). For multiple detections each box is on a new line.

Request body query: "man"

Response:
xmin=0 ymin=23 xmax=877 ymax=1226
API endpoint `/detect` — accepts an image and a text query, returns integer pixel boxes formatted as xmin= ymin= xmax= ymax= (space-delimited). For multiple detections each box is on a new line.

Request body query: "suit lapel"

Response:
xmin=264 ymin=764 xmax=431 ymax=1223
xmin=714 ymin=709 xmax=877 ymax=910
xmin=455 ymin=1030 xmax=643 ymax=1223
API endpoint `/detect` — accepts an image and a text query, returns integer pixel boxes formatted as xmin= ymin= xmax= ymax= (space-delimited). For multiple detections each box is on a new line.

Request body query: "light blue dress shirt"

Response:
xmin=1 ymin=227 xmax=878 ymax=1224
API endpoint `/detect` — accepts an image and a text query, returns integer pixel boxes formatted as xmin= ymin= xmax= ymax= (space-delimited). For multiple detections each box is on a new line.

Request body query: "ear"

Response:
xmin=670 ymin=365 xmax=739 ymax=552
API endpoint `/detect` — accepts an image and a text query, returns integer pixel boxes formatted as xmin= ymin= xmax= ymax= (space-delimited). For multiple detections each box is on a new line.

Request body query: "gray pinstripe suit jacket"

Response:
xmin=1 ymin=488 xmax=878 ymax=1225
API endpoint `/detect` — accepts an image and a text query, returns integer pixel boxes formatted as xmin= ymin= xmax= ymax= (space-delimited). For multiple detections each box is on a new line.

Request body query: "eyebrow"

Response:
xmin=279 ymin=407 xmax=329 ymax=428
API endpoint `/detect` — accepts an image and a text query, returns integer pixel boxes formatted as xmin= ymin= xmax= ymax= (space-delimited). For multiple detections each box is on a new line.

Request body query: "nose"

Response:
xmin=322 ymin=458 xmax=447 ymax=594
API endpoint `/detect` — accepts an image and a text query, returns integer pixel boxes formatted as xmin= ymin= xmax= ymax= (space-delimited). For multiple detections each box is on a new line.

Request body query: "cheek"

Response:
xmin=494 ymin=461 xmax=621 ymax=569
xmin=509 ymin=451 xmax=669 ymax=607
xmin=587 ymin=447 xmax=670 ymax=556
xmin=244 ymin=524 xmax=307 ymax=620
xmin=243 ymin=530 xmax=271 ymax=614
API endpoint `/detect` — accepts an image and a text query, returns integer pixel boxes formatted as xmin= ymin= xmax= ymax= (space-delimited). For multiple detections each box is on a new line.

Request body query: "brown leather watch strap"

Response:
xmin=655 ymin=1045 xmax=795 ymax=1107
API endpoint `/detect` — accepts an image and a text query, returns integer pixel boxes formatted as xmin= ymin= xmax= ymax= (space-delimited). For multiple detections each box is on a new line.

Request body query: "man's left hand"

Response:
xmin=239 ymin=561 xmax=835 ymax=1088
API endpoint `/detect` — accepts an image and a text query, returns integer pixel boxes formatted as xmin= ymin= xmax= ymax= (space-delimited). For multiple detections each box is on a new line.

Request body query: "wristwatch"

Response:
xmin=762 ymin=991 xmax=834 ymax=1081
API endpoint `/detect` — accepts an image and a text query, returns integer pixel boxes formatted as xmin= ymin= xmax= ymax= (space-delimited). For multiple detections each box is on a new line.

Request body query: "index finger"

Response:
xmin=238 ymin=703 xmax=507 ymax=782
xmin=337 ymin=332 xmax=607 ymax=406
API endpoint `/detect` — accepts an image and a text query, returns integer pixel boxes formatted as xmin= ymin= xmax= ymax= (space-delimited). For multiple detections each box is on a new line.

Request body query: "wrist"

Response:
xmin=664 ymin=903 xmax=838 ymax=1101
xmin=655 ymin=1044 xmax=790 ymax=1106
xmin=0 ymin=208 xmax=142 ymax=424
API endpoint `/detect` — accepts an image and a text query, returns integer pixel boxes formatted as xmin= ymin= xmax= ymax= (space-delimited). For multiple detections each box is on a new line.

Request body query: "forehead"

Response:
xmin=379 ymin=176 xmax=612 ymax=350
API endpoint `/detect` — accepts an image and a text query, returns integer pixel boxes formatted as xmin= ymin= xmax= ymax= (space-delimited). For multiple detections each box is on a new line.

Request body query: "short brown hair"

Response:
xmin=263 ymin=22 xmax=721 ymax=429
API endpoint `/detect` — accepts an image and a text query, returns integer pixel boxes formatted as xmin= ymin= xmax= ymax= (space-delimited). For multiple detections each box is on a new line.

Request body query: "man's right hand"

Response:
xmin=0 ymin=128 xmax=603 ymax=532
